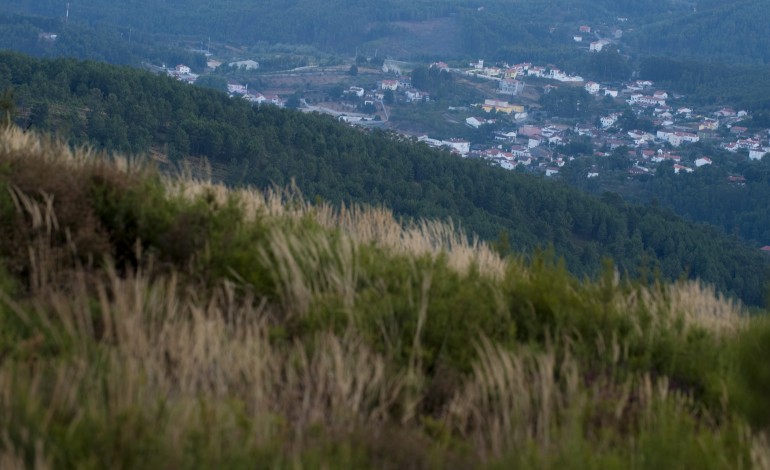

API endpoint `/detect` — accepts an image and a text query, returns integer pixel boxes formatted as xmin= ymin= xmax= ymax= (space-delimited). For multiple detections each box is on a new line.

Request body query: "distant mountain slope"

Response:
xmin=0 ymin=12 xmax=206 ymax=69
xmin=7 ymin=0 xmax=768 ymax=64
xmin=629 ymin=0 xmax=770 ymax=64
xmin=1 ymin=0 xmax=685 ymax=60
xmin=2 ymin=51 xmax=768 ymax=304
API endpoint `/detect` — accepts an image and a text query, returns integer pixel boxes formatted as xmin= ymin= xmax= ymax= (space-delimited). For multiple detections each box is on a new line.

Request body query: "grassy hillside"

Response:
xmin=2 ymin=127 xmax=770 ymax=467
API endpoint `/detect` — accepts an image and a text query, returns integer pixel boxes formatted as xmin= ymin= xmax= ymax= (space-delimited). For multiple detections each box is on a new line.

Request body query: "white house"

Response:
xmin=227 ymin=80 xmax=247 ymax=95
xmin=585 ymin=81 xmax=600 ymax=94
xmin=600 ymin=114 xmax=620 ymax=129
xmin=380 ymin=80 xmax=399 ymax=91
xmin=629 ymin=94 xmax=665 ymax=107
xmin=405 ymin=90 xmax=429 ymax=102
xmin=573 ymin=36 xmax=583 ymax=42
xmin=590 ymin=40 xmax=610 ymax=52
xmin=262 ymin=94 xmax=284 ymax=106
xmin=499 ymin=78 xmax=523 ymax=95
xmin=175 ymin=64 xmax=191 ymax=74
xmin=695 ymin=157 xmax=713 ymax=167
xmin=656 ymin=130 xmax=699 ymax=147
xmin=673 ymin=164 xmax=694 ymax=174
xmin=604 ymin=89 xmax=619 ymax=98
xmin=348 ymin=86 xmax=365 ymax=97
xmin=495 ymin=131 xmax=518 ymax=142
xmin=466 ymin=117 xmax=487 ymax=128
xmin=442 ymin=139 xmax=470 ymax=155
xmin=749 ymin=148 xmax=769 ymax=160
xmin=545 ymin=167 xmax=560 ymax=177
xmin=499 ymin=159 xmax=517 ymax=170
xmin=243 ymin=92 xmax=266 ymax=104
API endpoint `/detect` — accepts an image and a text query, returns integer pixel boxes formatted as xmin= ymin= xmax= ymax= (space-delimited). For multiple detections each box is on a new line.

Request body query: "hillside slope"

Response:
xmin=629 ymin=0 xmax=770 ymax=64
xmin=2 ymin=52 xmax=769 ymax=304
xmin=2 ymin=127 xmax=770 ymax=467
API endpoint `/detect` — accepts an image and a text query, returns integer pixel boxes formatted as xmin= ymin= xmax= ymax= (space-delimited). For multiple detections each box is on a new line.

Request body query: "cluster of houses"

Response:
xmin=226 ymin=79 xmax=284 ymax=106
xmin=572 ymin=24 xmax=621 ymax=53
xmin=377 ymin=77 xmax=430 ymax=103
xmin=166 ymin=63 xmax=283 ymax=106
xmin=465 ymin=60 xmax=584 ymax=85
xmin=409 ymin=65 xmax=770 ymax=178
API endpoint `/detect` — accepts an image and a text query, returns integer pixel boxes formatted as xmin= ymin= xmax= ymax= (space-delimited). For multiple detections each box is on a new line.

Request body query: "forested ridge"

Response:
xmin=0 ymin=12 xmax=207 ymax=69
xmin=629 ymin=0 xmax=770 ymax=65
xmin=2 ymin=51 xmax=768 ymax=304
xmin=0 ymin=0 xmax=736 ymax=61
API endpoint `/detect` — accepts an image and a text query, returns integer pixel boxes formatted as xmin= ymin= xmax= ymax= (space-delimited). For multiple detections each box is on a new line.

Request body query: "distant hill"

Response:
xmin=629 ymin=0 xmax=770 ymax=64
xmin=2 ymin=51 xmax=769 ymax=305
xmin=0 ymin=12 xmax=207 ymax=69
xmin=0 ymin=0 xmax=687 ymax=61
xmin=6 ymin=0 xmax=768 ymax=65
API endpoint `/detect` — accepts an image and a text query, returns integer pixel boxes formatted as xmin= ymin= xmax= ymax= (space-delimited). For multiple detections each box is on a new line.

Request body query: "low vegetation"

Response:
xmin=1 ymin=127 xmax=770 ymax=467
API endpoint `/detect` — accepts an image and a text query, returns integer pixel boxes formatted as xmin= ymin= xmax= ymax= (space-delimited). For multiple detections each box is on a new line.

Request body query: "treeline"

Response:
xmin=638 ymin=155 xmax=770 ymax=246
xmin=4 ymin=0 xmax=459 ymax=53
xmin=639 ymin=57 xmax=770 ymax=112
xmin=2 ymin=51 xmax=768 ymax=304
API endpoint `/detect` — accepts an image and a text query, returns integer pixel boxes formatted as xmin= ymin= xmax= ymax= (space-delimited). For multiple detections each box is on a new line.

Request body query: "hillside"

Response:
xmin=0 ymin=0 xmax=685 ymax=60
xmin=629 ymin=0 xmax=770 ymax=65
xmin=2 ymin=127 xmax=770 ymax=467
xmin=0 ymin=12 xmax=206 ymax=69
xmin=2 ymin=51 xmax=769 ymax=305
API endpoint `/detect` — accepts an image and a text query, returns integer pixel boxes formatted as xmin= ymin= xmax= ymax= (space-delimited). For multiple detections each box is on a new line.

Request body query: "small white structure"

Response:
xmin=466 ymin=117 xmax=488 ymax=128
xmin=442 ymin=139 xmax=470 ymax=155
xmin=380 ymin=80 xmax=399 ymax=91
xmin=584 ymin=81 xmax=600 ymax=95
xmin=227 ymin=80 xmax=247 ymax=95
xmin=749 ymin=148 xmax=769 ymax=161
xmin=657 ymin=130 xmax=699 ymax=147
xmin=499 ymin=78 xmax=523 ymax=95
xmin=229 ymin=60 xmax=259 ymax=70
xmin=590 ymin=40 xmax=610 ymax=52
xmin=600 ymin=114 xmax=620 ymax=129
xmin=695 ymin=157 xmax=713 ymax=167
xmin=347 ymin=86 xmax=365 ymax=97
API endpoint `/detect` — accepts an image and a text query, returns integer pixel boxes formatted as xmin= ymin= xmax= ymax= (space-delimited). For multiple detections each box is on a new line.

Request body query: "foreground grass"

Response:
xmin=0 ymin=127 xmax=769 ymax=468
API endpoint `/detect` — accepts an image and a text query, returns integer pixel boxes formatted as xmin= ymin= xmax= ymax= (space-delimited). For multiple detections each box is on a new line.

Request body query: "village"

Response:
xmin=161 ymin=22 xmax=770 ymax=184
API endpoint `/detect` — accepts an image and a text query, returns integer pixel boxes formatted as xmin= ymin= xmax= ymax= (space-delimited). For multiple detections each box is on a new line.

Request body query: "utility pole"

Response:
xmin=66 ymin=3 xmax=70 ymax=23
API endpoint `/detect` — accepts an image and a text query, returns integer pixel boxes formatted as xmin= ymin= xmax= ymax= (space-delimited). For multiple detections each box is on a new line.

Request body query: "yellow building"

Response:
xmin=481 ymin=99 xmax=525 ymax=114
